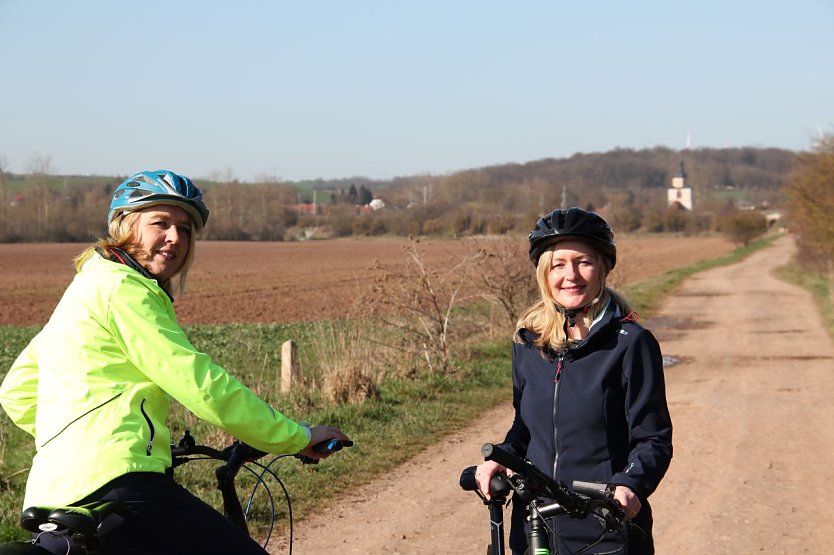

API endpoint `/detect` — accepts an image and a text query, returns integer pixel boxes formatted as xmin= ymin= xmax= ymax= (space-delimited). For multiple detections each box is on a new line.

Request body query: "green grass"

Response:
xmin=0 ymin=234 xmax=782 ymax=543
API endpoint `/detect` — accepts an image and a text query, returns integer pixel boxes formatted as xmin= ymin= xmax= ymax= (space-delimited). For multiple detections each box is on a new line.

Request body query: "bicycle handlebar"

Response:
xmin=481 ymin=443 xmax=580 ymax=511
xmin=170 ymin=430 xmax=353 ymax=468
xmin=480 ymin=443 xmax=622 ymax=524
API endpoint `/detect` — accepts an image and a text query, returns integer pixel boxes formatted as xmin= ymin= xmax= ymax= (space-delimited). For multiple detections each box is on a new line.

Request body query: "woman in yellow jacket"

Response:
xmin=0 ymin=170 xmax=349 ymax=555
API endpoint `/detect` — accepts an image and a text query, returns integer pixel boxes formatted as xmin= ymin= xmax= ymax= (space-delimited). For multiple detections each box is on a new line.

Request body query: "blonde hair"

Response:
xmin=74 ymin=210 xmax=198 ymax=297
xmin=515 ymin=245 xmax=631 ymax=352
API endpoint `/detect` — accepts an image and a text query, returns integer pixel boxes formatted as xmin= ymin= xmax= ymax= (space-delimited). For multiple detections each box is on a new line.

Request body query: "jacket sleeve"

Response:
xmin=609 ymin=327 xmax=673 ymax=499
xmin=500 ymin=341 xmax=531 ymax=459
xmin=0 ymin=334 xmax=41 ymax=437
xmin=106 ymin=274 xmax=311 ymax=454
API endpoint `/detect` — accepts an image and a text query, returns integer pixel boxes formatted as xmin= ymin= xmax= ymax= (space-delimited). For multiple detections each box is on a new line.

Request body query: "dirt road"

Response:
xmin=282 ymin=235 xmax=834 ymax=554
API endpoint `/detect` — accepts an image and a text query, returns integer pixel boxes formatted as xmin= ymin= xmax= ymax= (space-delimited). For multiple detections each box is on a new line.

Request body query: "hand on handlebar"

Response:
xmin=613 ymin=485 xmax=641 ymax=521
xmin=474 ymin=460 xmax=508 ymax=500
xmin=298 ymin=425 xmax=352 ymax=461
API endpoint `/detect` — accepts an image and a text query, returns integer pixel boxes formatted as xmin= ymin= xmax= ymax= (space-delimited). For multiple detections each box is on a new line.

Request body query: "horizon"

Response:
xmin=1 ymin=1 xmax=832 ymax=182
xmin=0 ymin=143 xmax=801 ymax=184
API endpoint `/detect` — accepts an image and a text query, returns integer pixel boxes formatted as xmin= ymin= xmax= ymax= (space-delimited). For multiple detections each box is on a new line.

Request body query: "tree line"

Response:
xmin=0 ymin=146 xmax=798 ymax=243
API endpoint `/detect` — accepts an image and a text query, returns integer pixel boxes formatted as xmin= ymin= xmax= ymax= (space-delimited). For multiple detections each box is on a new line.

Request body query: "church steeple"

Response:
xmin=668 ymin=160 xmax=693 ymax=210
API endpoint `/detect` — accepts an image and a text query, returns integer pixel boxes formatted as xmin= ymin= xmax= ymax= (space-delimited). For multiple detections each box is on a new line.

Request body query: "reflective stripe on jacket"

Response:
xmin=0 ymin=253 xmax=310 ymax=509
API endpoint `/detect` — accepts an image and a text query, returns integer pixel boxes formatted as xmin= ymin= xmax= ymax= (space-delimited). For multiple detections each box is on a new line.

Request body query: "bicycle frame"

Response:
xmin=169 ymin=430 xmax=256 ymax=537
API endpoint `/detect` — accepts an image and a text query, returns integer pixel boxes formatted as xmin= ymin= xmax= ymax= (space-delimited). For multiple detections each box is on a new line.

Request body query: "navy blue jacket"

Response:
xmin=502 ymin=301 xmax=673 ymax=554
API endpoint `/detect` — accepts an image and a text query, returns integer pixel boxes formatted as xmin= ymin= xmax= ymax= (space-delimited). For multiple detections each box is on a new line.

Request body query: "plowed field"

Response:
xmin=0 ymin=235 xmax=734 ymax=326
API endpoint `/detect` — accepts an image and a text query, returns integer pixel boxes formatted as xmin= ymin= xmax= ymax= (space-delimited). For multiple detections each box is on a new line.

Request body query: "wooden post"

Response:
xmin=281 ymin=340 xmax=298 ymax=393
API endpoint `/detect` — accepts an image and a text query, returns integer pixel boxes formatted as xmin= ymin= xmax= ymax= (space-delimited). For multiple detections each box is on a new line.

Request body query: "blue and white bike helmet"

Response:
xmin=107 ymin=170 xmax=210 ymax=229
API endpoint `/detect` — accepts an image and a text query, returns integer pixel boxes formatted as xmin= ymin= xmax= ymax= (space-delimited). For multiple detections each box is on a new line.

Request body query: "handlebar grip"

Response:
xmin=571 ymin=480 xmax=615 ymax=500
xmin=459 ymin=466 xmax=512 ymax=498
xmin=312 ymin=438 xmax=354 ymax=455
xmin=296 ymin=438 xmax=354 ymax=465
xmin=459 ymin=466 xmax=478 ymax=491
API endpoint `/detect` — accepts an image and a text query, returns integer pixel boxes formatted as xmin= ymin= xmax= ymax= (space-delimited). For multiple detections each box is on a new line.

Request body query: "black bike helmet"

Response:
xmin=528 ymin=207 xmax=616 ymax=269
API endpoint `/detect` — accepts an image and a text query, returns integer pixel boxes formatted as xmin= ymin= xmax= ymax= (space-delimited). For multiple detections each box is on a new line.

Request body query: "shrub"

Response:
xmin=718 ymin=210 xmax=768 ymax=246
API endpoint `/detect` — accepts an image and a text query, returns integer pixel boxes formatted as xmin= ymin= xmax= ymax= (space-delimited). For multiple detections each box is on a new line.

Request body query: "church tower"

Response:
xmin=667 ymin=160 xmax=693 ymax=210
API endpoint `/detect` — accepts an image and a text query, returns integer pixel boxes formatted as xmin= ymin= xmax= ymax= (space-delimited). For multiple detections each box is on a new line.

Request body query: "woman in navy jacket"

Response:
xmin=475 ymin=208 xmax=673 ymax=554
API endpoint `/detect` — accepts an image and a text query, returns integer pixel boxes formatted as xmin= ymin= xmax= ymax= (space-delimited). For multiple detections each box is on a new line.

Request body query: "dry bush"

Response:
xmin=718 ymin=210 xmax=768 ymax=246
xmin=464 ymin=236 xmax=538 ymax=332
xmin=785 ymin=136 xmax=834 ymax=271
xmin=310 ymin=319 xmax=380 ymax=405
xmin=366 ymin=237 xmax=479 ymax=376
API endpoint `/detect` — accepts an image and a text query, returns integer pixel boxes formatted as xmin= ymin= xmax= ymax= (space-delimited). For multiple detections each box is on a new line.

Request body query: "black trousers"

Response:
xmin=33 ymin=472 xmax=267 ymax=555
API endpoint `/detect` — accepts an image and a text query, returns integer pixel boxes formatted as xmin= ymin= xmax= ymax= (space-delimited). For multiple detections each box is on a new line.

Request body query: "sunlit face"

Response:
xmin=547 ymin=240 xmax=602 ymax=309
xmin=134 ymin=205 xmax=193 ymax=281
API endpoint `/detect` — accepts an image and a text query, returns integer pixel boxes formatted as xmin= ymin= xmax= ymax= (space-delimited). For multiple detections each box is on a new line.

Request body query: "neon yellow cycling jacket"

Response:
xmin=0 ymin=253 xmax=310 ymax=509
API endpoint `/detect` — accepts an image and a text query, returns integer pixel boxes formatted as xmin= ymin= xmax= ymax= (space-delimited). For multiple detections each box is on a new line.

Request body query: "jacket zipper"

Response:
xmin=140 ymin=399 xmax=156 ymax=456
xmin=552 ymin=353 xmax=565 ymax=478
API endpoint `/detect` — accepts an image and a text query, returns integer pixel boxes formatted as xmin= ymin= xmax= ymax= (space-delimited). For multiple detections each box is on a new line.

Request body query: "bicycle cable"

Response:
xmin=238 ymin=461 xmax=279 ymax=549
xmin=248 ymin=454 xmax=296 ymax=554
xmin=530 ymin=502 xmax=624 ymax=555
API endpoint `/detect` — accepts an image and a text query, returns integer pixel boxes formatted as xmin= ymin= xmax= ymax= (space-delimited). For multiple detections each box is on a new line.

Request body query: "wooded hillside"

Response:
xmin=0 ymin=146 xmax=796 ymax=243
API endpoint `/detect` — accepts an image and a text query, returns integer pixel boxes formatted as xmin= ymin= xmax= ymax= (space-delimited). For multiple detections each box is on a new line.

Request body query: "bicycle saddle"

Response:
xmin=20 ymin=501 xmax=127 ymax=537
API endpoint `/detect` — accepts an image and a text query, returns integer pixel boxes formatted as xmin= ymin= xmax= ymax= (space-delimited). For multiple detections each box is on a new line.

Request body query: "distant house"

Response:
xmin=369 ymin=198 xmax=385 ymax=211
xmin=667 ymin=161 xmax=693 ymax=210
xmin=288 ymin=203 xmax=320 ymax=215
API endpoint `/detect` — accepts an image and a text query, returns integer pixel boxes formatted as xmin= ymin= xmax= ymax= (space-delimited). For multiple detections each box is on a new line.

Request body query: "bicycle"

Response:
xmin=460 ymin=442 xmax=629 ymax=555
xmin=0 ymin=430 xmax=352 ymax=555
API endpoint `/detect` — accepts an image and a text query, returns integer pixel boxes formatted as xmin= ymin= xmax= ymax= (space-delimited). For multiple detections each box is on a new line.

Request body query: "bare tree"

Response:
xmin=0 ymin=154 xmax=7 ymax=240
xmin=466 ymin=236 xmax=539 ymax=331
xmin=27 ymin=153 xmax=54 ymax=241
xmin=367 ymin=237 xmax=479 ymax=376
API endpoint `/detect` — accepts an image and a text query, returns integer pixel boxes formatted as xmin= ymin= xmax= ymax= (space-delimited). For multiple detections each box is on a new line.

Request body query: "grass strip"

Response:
xmin=773 ymin=264 xmax=834 ymax=339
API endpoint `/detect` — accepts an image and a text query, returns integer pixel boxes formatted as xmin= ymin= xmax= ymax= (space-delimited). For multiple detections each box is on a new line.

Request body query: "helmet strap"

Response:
xmin=555 ymin=285 xmax=606 ymax=328
xmin=558 ymin=306 xmax=587 ymax=328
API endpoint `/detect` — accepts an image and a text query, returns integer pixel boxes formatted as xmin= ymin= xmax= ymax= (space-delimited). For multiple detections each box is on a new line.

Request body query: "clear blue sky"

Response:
xmin=1 ymin=1 xmax=832 ymax=182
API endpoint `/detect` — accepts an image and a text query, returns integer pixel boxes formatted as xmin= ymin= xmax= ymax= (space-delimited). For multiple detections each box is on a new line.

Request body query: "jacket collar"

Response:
xmin=95 ymin=246 xmax=174 ymax=303
xmin=517 ymin=299 xmax=621 ymax=356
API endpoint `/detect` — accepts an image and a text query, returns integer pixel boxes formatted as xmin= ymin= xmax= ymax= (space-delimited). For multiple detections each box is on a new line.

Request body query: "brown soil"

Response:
xmin=0 ymin=235 xmax=732 ymax=326
xmin=280 ymin=235 xmax=834 ymax=554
